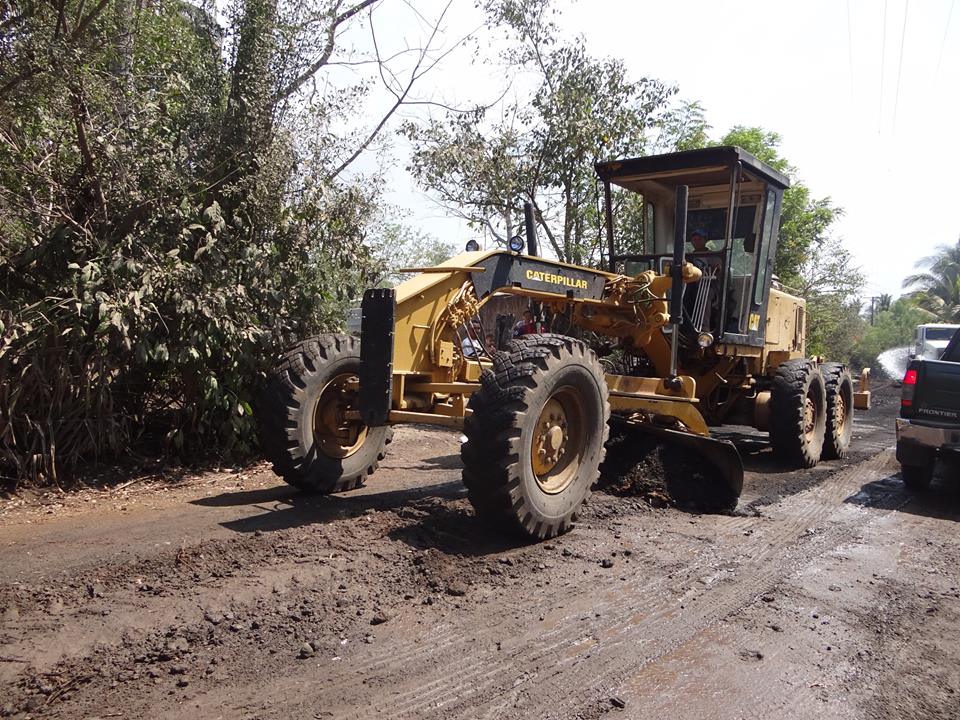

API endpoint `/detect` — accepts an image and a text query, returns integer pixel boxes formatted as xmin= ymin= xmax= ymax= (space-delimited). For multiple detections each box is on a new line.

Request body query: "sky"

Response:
xmin=356 ymin=0 xmax=960 ymax=299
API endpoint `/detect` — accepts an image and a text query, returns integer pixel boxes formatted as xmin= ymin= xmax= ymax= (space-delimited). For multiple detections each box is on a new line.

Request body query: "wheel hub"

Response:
xmin=533 ymin=399 xmax=568 ymax=473
xmin=530 ymin=390 xmax=585 ymax=495
xmin=834 ymin=393 xmax=847 ymax=434
xmin=313 ymin=373 xmax=367 ymax=459
xmin=803 ymin=394 xmax=816 ymax=438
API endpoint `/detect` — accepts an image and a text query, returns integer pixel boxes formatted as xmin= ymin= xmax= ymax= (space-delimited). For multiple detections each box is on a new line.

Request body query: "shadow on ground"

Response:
xmin=845 ymin=463 xmax=960 ymax=522
xmin=193 ymin=480 xmax=464 ymax=533
xmin=192 ymin=478 xmax=531 ymax=555
xmin=385 ymin=502 xmax=533 ymax=556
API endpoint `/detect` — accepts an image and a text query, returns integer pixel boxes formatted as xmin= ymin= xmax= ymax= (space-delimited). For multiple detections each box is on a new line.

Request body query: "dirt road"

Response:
xmin=2 ymin=386 xmax=959 ymax=719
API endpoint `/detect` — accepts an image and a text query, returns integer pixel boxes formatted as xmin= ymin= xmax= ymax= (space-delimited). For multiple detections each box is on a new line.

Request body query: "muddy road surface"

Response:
xmin=2 ymin=385 xmax=959 ymax=719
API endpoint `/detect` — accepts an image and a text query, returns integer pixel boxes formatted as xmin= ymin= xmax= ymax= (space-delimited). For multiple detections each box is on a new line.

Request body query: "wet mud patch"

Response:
xmin=598 ymin=432 xmax=672 ymax=506
xmin=599 ymin=424 xmax=739 ymax=513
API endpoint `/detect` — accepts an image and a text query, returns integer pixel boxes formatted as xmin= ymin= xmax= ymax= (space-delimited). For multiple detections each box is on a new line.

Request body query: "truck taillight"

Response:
xmin=901 ymin=368 xmax=917 ymax=409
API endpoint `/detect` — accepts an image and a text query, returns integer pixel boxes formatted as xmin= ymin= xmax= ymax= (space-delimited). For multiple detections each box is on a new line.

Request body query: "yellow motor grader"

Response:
xmin=258 ymin=147 xmax=855 ymax=539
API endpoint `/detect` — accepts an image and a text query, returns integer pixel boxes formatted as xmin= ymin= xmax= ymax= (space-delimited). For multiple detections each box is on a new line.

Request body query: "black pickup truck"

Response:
xmin=897 ymin=328 xmax=960 ymax=488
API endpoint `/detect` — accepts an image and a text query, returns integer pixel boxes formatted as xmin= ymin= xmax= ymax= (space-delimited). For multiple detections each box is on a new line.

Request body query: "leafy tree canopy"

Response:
xmin=0 ymin=0 xmax=467 ymax=485
xmin=849 ymin=297 xmax=928 ymax=370
xmin=405 ymin=0 xmax=678 ymax=266
xmin=902 ymin=240 xmax=960 ymax=323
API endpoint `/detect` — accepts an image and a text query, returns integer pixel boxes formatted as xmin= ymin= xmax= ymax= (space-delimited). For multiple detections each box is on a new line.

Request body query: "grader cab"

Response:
xmin=258 ymin=147 xmax=855 ymax=540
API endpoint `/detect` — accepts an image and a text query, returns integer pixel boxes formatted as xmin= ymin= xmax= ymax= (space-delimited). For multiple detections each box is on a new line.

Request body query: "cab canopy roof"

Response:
xmin=595 ymin=146 xmax=791 ymax=195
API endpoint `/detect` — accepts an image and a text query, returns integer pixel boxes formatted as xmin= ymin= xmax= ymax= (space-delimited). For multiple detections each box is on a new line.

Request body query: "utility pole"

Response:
xmin=869 ymin=296 xmax=880 ymax=326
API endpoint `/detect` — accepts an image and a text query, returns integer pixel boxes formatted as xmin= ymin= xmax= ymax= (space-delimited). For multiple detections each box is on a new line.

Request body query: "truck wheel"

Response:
xmin=462 ymin=334 xmax=610 ymax=539
xmin=821 ymin=362 xmax=854 ymax=460
xmin=258 ymin=334 xmax=392 ymax=493
xmin=769 ymin=359 xmax=827 ymax=468
xmin=461 ymin=334 xmax=571 ymax=517
xmin=901 ymin=459 xmax=934 ymax=491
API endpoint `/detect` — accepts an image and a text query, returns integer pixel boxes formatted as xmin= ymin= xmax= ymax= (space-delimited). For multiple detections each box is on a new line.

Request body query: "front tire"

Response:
xmin=769 ymin=359 xmax=827 ymax=468
xmin=258 ymin=334 xmax=391 ymax=493
xmin=821 ymin=362 xmax=854 ymax=460
xmin=462 ymin=335 xmax=610 ymax=540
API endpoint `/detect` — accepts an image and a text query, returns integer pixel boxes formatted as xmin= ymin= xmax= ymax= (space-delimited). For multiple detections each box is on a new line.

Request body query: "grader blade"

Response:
xmin=612 ymin=418 xmax=744 ymax=512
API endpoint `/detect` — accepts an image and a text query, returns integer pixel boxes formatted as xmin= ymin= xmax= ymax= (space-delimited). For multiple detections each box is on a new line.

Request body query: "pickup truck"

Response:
xmin=897 ymin=327 xmax=960 ymax=488
xmin=910 ymin=323 xmax=960 ymax=361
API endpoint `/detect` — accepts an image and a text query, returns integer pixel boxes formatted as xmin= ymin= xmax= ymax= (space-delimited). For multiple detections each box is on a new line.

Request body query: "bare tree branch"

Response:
xmin=482 ymin=216 xmax=506 ymax=245
xmin=70 ymin=0 xmax=110 ymax=39
xmin=275 ymin=0 xmax=380 ymax=101
xmin=324 ymin=0 xmax=464 ymax=181
xmin=528 ymin=194 xmax=562 ymax=258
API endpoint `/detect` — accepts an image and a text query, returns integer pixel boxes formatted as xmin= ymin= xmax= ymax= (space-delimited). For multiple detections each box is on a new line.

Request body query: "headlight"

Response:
xmin=465 ymin=239 xmax=480 ymax=252
xmin=697 ymin=332 xmax=714 ymax=348
xmin=508 ymin=235 xmax=525 ymax=253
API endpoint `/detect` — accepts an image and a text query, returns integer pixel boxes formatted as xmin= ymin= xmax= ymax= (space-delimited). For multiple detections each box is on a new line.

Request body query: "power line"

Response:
xmin=892 ymin=0 xmax=910 ymax=131
xmin=879 ymin=0 xmax=888 ymax=134
xmin=937 ymin=0 xmax=957 ymax=75
xmin=846 ymin=0 xmax=855 ymax=97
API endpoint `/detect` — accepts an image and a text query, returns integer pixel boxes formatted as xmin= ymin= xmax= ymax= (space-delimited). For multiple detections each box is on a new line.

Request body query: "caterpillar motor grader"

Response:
xmin=258 ymin=147 xmax=855 ymax=540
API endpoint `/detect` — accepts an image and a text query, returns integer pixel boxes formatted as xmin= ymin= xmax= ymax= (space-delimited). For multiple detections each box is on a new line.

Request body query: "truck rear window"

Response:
xmin=941 ymin=329 xmax=960 ymax=362
xmin=926 ymin=327 xmax=957 ymax=341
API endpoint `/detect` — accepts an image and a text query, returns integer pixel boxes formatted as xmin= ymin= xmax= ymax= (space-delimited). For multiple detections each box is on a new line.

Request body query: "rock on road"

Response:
xmin=1 ymin=386 xmax=959 ymax=719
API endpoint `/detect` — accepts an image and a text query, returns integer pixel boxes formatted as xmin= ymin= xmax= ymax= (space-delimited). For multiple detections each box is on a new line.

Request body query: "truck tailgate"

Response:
xmin=910 ymin=360 xmax=960 ymax=422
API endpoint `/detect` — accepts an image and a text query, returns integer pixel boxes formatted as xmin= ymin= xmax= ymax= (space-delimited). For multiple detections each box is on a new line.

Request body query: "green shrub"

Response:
xmin=0 ymin=0 xmax=381 ymax=486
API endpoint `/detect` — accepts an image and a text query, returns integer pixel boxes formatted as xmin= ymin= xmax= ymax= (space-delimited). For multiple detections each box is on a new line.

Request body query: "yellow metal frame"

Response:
xmin=379 ymin=249 xmax=807 ymax=435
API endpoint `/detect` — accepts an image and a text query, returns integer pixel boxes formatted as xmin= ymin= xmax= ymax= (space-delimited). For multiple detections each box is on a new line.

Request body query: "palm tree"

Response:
xmin=902 ymin=239 xmax=960 ymax=322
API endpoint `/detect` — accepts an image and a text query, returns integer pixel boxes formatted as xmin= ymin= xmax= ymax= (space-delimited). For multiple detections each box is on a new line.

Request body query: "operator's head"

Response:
xmin=690 ymin=229 xmax=708 ymax=252
xmin=523 ymin=310 xmax=534 ymax=322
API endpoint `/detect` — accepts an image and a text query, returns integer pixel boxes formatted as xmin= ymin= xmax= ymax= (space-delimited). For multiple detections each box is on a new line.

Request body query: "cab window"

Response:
xmin=754 ymin=190 xmax=777 ymax=305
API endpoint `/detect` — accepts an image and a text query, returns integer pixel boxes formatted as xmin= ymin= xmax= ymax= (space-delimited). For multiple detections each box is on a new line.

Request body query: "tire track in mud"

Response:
xmin=353 ymin=452 xmax=901 ymax=716
xmin=379 ymin=453 xmax=905 ymax=719
xmin=0 ymin=414 xmax=905 ymax=720
xmin=165 ymin=450 xmax=904 ymax=720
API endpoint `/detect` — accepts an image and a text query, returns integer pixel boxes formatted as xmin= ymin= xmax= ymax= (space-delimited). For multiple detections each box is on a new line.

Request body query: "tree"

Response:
xmin=405 ymin=0 xmax=676 ymax=266
xmin=798 ymin=235 xmax=866 ymax=360
xmin=370 ymin=223 xmax=459 ymax=286
xmin=850 ymin=297 xmax=927 ymax=369
xmin=653 ymin=100 xmax=711 ymax=153
xmin=0 ymin=0 xmax=472 ymax=486
xmin=713 ymin=127 xmax=842 ymax=289
xmin=902 ymin=240 xmax=960 ymax=323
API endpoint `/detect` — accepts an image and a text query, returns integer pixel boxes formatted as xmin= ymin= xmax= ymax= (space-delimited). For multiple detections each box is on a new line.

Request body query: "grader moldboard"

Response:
xmin=258 ymin=147 xmax=855 ymax=540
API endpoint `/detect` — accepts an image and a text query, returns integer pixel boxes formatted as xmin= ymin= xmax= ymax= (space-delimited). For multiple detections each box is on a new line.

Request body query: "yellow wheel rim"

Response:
xmin=313 ymin=373 xmax=367 ymax=459
xmin=803 ymin=393 xmax=817 ymax=441
xmin=531 ymin=387 xmax=586 ymax=494
xmin=834 ymin=390 xmax=847 ymax=436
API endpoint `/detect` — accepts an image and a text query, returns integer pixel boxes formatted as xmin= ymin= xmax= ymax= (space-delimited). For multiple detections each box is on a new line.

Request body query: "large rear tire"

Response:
xmin=769 ymin=359 xmax=827 ymax=468
xmin=821 ymin=362 xmax=854 ymax=460
xmin=258 ymin=334 xmax=392 ymax=493
xmin=461 ymin=334 xmax=610 ymax=539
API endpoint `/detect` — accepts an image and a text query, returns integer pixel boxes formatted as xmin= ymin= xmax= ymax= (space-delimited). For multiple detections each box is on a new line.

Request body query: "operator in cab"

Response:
xmin=687 ymin=228 xmax=718 ymax=253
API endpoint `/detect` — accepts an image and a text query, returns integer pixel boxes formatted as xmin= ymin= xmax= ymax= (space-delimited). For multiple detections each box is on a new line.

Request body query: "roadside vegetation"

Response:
xmin=0 ymin=0 xmax=945 ymax=487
